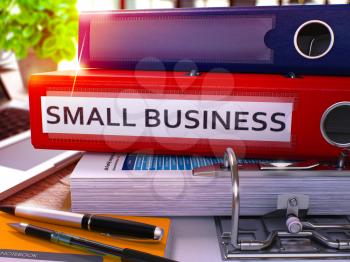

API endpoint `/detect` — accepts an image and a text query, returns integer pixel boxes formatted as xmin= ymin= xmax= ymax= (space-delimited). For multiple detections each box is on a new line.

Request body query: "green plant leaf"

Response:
xmin=62 ymin=40 xmax=76 ymax=60
xmin=37 ymin=0 xmax=47 ymax=11
xmin=29 ymin=30 xmax=42 ymax=45
xmin=42 ymin=36 xmax=57 ymax=52
xmin=66 ymin=21 xmax=78 ymax=36
xmin=0 ymin=0 xmax=12 ymax=11
xmin=13 ymin=42 xmax=28 ymax=59
xmin=1 ymin=0 xmax=78 ymax=62
xmin=23 ymin=26 xmax=34 ymax=38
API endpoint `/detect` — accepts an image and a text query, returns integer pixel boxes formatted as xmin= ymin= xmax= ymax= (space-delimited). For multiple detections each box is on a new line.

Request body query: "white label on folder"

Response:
xmin=41 ymin=96 xmax=293 ymax=142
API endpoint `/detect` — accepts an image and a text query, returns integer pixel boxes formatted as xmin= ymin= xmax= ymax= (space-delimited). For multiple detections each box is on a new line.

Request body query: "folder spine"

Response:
xmin=29 ymin=70 xmax=350 ymax=159
xmin=79 ymin=5 xmax=350 ymax=75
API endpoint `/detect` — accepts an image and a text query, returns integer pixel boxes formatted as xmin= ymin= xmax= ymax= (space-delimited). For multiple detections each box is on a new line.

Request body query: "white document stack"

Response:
xmin=71 ymin=153 xmax=350 ymax=216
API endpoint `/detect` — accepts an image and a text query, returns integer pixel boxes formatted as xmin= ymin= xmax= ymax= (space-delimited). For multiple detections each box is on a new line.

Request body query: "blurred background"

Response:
xmin=78 ymin=0 xmax=350 ymax=10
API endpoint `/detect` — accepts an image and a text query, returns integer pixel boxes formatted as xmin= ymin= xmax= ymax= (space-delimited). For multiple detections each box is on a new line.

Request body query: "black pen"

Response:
xmin=9 ymin=223 xmax=176 ymax=262
xmin=0 ymin=205 xmax=163 ymax=240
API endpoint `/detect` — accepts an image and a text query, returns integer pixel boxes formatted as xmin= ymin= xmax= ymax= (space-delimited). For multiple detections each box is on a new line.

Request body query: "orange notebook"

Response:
xmin=0 ymin=212 xmax=171 ymax=261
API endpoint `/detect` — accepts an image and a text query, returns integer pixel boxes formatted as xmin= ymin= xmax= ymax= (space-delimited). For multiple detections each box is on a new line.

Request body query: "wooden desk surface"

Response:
xmin=0 ymin=162 xmax=78 ymax=210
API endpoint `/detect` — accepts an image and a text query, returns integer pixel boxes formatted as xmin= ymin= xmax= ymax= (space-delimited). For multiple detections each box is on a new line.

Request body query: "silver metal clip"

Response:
xmin=212 ymin=147 xmax=350 ymax=260
xmin=338 ymin=149 xmax=350 ymax=170
xmin=187 ymin=69 xmax=200 ymax=77
xmin=259 ymin=160 xmax=319 ymax=170
xmin=192 ymin=163 xmax=230 ymax=177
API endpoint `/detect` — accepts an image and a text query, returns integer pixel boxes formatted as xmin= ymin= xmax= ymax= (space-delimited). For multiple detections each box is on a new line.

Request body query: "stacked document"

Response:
xmin=71 ymin=153 xmax=350 ymax=216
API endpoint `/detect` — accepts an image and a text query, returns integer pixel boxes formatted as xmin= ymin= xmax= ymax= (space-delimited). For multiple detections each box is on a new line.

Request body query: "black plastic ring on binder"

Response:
xmin=209 ymin=147 xmax=350 ymax=260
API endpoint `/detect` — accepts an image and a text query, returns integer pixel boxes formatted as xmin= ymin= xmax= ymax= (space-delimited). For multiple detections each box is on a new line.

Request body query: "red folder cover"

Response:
xmin=29 ymin=69 xmax=350 ymax=159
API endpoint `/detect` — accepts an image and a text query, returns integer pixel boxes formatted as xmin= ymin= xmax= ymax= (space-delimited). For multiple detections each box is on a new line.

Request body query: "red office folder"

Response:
xmin=29 ymin=69 xmax=350 ymax=160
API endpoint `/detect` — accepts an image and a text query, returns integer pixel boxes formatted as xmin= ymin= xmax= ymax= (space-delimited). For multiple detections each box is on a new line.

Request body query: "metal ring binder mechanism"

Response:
xmin=193 ymin=141 xmax=350 ymax=259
